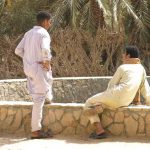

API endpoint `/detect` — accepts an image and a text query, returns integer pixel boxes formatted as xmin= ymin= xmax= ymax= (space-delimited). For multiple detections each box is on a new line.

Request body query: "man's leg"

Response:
xmin=31 ymin=94 xmax=45 ymax=132
xmin=84 ymin=102 xmax=105 ymax=135
xmin=31 ymin=93 xmax=53 ymax=139
xmin=84 ymin=93 xmax=108 ymax=138
xmin=44 ymin=73 xmax=53 ymax=105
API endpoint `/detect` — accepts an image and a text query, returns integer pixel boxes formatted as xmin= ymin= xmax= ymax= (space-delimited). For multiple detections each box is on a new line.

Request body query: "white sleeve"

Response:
xmin=141 ymin=76 xmax=150 ymax=105
xmin=15 ymin=37 xmax=25 ymax=58
xmin=41 ymin=34 xmax=52 ymax=61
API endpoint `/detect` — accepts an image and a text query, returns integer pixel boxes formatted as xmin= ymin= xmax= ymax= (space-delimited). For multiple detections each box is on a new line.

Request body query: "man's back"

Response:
xmin=107 ymin=64 xmax=145 ymax=107
xmin=15 ymin=26 xmax=51 ymax=78
xmin=23 ymin=26 xmax=50 ymax=64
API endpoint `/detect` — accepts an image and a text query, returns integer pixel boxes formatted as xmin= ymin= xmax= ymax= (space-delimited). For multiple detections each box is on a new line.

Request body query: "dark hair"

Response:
xmin=125 ymin=46 xmax=139 ymax=58
xmin=36 ymin=11 xmax=51 ymax=24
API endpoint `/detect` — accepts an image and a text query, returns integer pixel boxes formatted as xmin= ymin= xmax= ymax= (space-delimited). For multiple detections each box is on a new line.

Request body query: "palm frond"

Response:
xmin=70 ymin=0 xmax=88 ymax=27
xmin=50 ymin=0 xmax=70 ymax=31
xmin=121 ymin=0 xmax=144 ymax=29
xmin=51 ymin=0 xmax=89 ymax=31
xmin=80 ymin=2 xmax=89 ymax=29
xmin=96 ymin=0 xmax=107 ymax=15
xmin=0 ymin=0 xmax=5 ymax=16
xmin=123 ymin=0 xmax=150 ymax=44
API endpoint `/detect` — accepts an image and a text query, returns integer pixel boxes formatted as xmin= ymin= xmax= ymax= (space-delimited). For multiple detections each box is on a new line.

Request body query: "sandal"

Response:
xmin=89 ymin=132 xmax=107 ymax=139
xmin=31 ymin=129 xmax=53 ymax=139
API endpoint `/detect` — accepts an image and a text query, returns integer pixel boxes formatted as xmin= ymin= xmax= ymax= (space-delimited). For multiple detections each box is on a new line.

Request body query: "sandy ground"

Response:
xmin=0 ymin=134 xmax=150 ymax=150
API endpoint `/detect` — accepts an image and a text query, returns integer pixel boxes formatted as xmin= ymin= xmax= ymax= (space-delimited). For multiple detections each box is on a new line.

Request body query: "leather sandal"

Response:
xmin=31 ymin=130 xmax=53 ymax=139
xmin=89 ymin=132 xmax=107 ymax=139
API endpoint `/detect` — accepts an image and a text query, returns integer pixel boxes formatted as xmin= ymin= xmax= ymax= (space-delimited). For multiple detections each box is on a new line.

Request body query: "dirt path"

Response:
xmin=0 ymin=134 xmax=150 ymax=150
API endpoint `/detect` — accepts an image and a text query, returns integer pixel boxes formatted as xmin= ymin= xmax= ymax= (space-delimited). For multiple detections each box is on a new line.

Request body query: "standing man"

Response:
xmin=15 ymin=11 xmax=53 ymax=139
xmin=84 ymin=46 xmax=150 ymax=139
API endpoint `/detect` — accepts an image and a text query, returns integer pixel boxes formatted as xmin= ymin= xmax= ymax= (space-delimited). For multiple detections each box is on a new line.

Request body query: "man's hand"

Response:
xmin=39 ymin=61 xmax=51 ymax=71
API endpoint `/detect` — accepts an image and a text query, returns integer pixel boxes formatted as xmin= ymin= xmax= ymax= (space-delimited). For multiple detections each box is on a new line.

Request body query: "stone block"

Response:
xmin=8 ymin=108 xmax=16 ymax=115
xmin=23 ymin=114 xmax=31 ymax=134
xmin=80 ymin=114 xmax=89 ymax=127
xmin=138 ymin=117 xmax=145 ymax=133
xmin=76 ymin=125 xmax=86 ymax=135
xmin=0 ymin=108 xmax=7 ymax=121
xmin=43 ymin=114 xmax=50 ymax=126
xmin=114 ymin=112 xmax=124 ymax=123
xmin=124 ymin=116 xmax=138 ymax=137
xmin=132 ymin=113 xmax=139 ymax=121
xmin=61 ymin=113 xmax=76 ymax=127
xmin=55 ymin=109 xmax=64 ymax=120
xmin=73 ymin=110 xmax=82 ymax=120
xmin=146 ymin=124 xmax=150 ymax=136
xmin=11 ymin=109 xmax=22 ymax=131
xmin=2 ymin=116 xmax=14 ymax=130
xmin=22 ymin=109 xmax=31 ymax=117
xmin=86 ymin=123 xmax=95 ymax=134
xmin=62 ymin=127 xmax=75 ymax=135
xmin=50 ymin=122 xmax=63 ymax=134
xmin=108 ymin=124 xmax=124 ymax=136
xmin=145 ymin=114 xmax=150 ymax=124
xmin=101 ymin=114 xmax=113 ymax=127
xmin=49 ymin=110 xmax=55 ymax=123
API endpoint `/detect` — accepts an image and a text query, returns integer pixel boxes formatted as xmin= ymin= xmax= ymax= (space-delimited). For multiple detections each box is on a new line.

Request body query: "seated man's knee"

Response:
xmin=83 ymin=103 xmax=105 ymax=116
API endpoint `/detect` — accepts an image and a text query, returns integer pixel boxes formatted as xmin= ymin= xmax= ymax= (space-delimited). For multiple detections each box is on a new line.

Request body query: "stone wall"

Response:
xmin=1 ymin=77 xmax=150 ymax=137
xmin=0 ymin=77 xmax=150 ymax=103
xmin=0 ymin=101 xmax=150 ymax=137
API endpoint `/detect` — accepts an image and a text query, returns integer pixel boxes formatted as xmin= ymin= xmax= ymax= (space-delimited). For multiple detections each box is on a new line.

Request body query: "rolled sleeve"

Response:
xmin=41 ymin=34 xmax=52 ymax=61
xmin=141 ymin=78 xmax=150 ymax=105
xmin=15 ymin=37 xmax=25 ymax=58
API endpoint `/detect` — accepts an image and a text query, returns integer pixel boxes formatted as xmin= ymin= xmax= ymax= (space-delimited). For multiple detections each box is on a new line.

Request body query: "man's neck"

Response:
xmin=37 ymin=24 xmax=47 ymax=30
xmin=123 ymin=58 xmax=140 ymax=64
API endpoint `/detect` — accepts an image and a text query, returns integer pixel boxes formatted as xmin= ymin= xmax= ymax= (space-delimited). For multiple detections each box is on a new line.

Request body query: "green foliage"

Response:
xmin=0 ymin=0 xmax=5 ymax=16
xmin=0 ymin=0 xmax=56 ymax=35
xmin=0 ymin=0 xmax=149 ymax=79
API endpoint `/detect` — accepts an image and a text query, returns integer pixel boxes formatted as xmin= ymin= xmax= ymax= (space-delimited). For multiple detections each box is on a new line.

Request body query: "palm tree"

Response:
xmin=51 ymin=0 xmax=105 ymax=35
xmin=51 ymin=0 xmax=150 ymax=44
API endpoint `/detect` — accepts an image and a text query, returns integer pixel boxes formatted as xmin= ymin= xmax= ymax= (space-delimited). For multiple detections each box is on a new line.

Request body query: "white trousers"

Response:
xmin=26 ymin=65 xmax=53 ymax=132
xmin=29 ymin=81 xmax=53 ymax=132
xmin=31 ymin=94 xmax=45 ymax=132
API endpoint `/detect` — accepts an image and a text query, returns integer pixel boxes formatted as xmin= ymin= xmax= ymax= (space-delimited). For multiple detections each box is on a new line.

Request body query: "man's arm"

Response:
xmin=141 ymin=78 xmax=150 ymax=105
xmin=107 ymin=66 xmax=122 ymax=89
xmin=15 ymin=37 xmax=25 ymax=58
xmin=40 ymin=34 xmax=52 ymax=71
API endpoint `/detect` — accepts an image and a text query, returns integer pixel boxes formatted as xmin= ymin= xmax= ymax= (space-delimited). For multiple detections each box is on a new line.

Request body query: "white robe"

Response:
xmin=15 ymin=26 xmax=53 ymax=99
xmin=15 ymin=26 xmax=53 ymax=131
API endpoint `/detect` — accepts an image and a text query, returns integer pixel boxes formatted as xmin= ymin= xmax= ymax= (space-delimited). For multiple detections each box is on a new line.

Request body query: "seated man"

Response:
xmin=84 ymin=46 xmax=150 ymax=139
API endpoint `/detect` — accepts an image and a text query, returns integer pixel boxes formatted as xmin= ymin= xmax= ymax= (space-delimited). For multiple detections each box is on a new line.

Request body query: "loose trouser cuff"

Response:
xmin=88 ymin=114 xmax=100 ymax=124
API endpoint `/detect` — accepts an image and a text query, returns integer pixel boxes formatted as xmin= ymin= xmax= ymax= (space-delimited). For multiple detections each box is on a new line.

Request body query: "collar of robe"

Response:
xmin=123 ymin=58 xmax=141 ymax=64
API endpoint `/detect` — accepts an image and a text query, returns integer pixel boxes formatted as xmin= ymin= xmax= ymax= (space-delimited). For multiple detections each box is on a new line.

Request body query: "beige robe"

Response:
xmin=85 ymin=64 xmax=150 ymax=124
xmin=86 ymin=64 xmax=150 ymax=109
